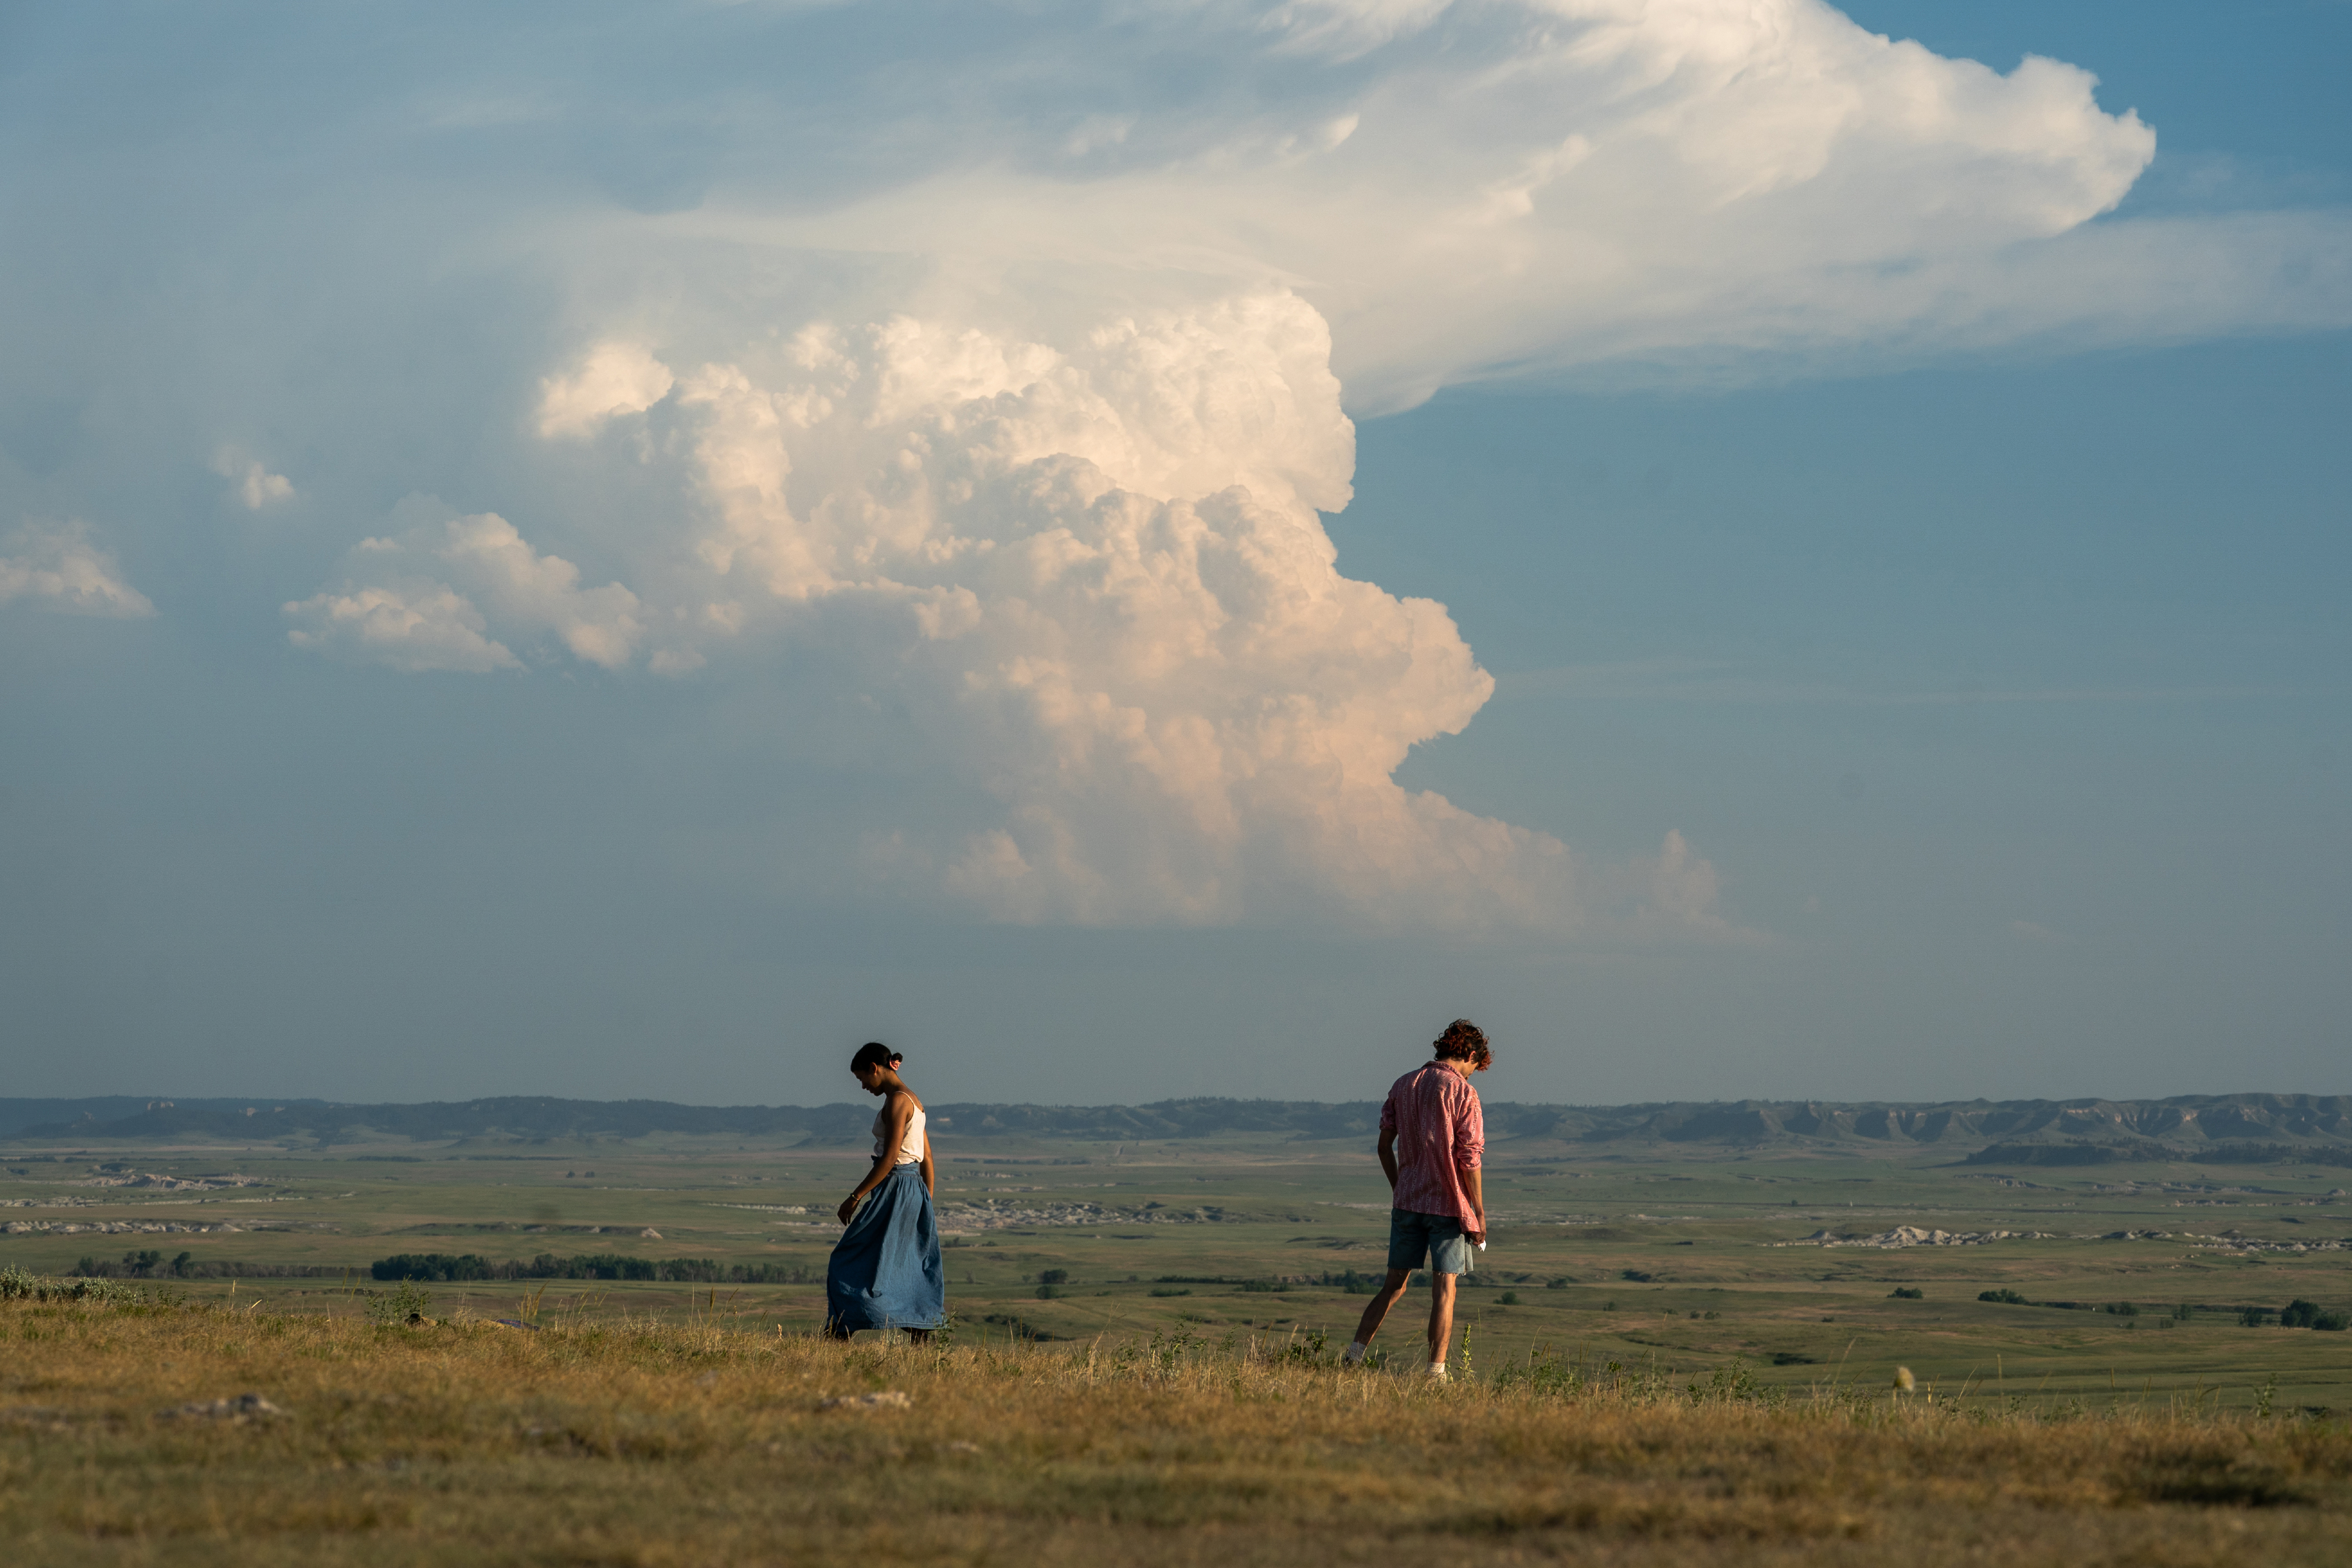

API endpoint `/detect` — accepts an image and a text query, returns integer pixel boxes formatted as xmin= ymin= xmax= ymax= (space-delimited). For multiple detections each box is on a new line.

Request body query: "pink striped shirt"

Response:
xmin=1380 ymin=1062 xmax=1484 ymax=1224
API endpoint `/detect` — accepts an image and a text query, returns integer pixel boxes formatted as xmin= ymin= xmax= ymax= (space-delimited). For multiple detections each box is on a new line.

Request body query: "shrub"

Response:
xmin=1034 ymin=1284 xmax=1065 ymax=1300
xmin=1621 ymin=1269 xmax=1655 ymax=1283
xmin=2241 ymin=1305 xmax=2269 ymax=1327
xmin=0 ymin=1268 xmax=141 ymax=1304
xmin=1037 ymin=1268 xmax=1070 ymax=1286
xmin=1889 ymin=1287 xmax=1924 ymax=1300
xmin=1498 ymin=1291 xmax=1520 ymax=1305
xmin=2104 ymin=1302 xmax=2139 ymax=1317
xmin=366 ymin=1280 xmax=432 ymax=1326
xmin=1979 ymin=1289 xmax=2029 ymax=1305
xmin=1147 ymin=1287 xmax=1190 ymax=1298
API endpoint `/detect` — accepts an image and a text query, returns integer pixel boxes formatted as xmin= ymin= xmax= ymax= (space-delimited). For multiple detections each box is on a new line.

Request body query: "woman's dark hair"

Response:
xmin=1432 ymin=1019 xmax=1491 ymax=1070
xmin=849 ymin=1041 xmax=904 ymax=1074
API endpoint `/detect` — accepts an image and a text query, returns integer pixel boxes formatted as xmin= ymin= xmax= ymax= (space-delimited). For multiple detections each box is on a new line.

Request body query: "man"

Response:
xmin=1341 ymin=1019 xmax=1490 ymax=1380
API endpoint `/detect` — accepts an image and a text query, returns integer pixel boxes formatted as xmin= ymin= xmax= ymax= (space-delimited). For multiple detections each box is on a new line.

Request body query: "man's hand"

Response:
xmin=1466 ymin=1220 xmax=1487 ymax=1247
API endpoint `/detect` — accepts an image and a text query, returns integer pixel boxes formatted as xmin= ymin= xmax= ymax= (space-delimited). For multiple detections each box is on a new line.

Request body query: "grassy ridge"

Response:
xmin=3 ymin=1292 xmax=2350 ymax=1566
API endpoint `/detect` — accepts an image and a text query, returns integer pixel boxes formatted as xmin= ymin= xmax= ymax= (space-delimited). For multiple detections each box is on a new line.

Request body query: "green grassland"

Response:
xmin=6 ymin=1127 xmax=2347 ymax=1414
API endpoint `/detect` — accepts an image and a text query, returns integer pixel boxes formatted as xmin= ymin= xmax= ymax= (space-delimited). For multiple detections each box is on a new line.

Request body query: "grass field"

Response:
xmin=5 ymin=1127 xmax=2350 ymax=1561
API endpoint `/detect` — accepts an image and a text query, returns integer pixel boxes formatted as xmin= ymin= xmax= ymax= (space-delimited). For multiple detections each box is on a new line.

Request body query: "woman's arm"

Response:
xmin=919 ymin=1124 xmax=935 ymax=1199
xmin=835 ymin=1093 xmax=918 ymax=1224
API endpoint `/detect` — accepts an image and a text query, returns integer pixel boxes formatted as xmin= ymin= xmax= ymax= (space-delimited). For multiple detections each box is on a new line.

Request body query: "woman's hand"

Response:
xmin=837 ymin=1194 xmax=859 ymax=1225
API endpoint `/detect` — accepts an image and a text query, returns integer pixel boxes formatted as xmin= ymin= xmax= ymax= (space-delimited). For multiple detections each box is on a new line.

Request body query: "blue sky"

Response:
xmin=3 ymin=2 xmax=2347 ymax=1107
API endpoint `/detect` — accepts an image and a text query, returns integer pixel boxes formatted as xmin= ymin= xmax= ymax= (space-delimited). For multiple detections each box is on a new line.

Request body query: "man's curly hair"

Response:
xmin=1432 ymin=1019 xmax=1491 ymax=1070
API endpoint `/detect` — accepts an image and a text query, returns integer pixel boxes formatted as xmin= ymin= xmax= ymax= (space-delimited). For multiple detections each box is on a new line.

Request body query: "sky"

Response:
xmin=2 ymin=1 xmax=2347 ymax=1109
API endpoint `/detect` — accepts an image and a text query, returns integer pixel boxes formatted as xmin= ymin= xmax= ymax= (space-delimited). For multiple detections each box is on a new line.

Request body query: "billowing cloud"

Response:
xmin=536 ymin=299 xmax=1733 ymax=932
xmin=285 ymin=500 xmax=644 ymax=672
xmin=0 ymin=521 xmax=155 ymax=618
xmin=462 ymin=0 xmax=2332 ymax=931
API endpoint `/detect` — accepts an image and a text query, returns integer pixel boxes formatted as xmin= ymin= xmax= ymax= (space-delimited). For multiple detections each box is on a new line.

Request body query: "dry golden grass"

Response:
xmin=4 ymin=1294 xmax=2349 ymax=1567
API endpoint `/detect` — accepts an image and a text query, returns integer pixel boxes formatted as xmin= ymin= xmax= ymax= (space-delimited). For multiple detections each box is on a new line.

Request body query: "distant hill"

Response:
xmin=4 ymin=1092 xmax=2349 ymax=1162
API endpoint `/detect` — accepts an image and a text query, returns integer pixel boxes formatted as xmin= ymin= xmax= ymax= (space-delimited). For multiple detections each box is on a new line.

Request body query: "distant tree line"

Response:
xmin=75 ymin=1250 xmax=338 ymax=1279
xmin=1976 ymin=1286 xmax=2346 ymax=1329
xmin=369 ymin=1252 xmax=815 ymax=1284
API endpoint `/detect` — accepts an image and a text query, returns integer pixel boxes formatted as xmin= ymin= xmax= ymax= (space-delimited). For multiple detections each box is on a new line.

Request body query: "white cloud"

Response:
xmin=212 ymin=448 xmax=295 ymax=509
xmin=542 ymin=301 xmax=1737 ymax=934
xmin=434 ymin=510 xmax=645 ymax=668
xmin=700 ymin=0 xmax=2276 ymax=409
xmin=0 ymin=521 xmax=156 ymax=618
xmin=536 ymin=343 xmax=676 ymax=438
xmin=284 ymin=583 xmax=521 ymax=673
xmin=284 ymin=500 xmax=644 ymax=672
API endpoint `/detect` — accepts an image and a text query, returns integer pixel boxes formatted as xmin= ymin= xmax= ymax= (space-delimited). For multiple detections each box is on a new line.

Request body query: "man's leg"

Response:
xmin=1425 ymin=1272 xmax=1457 ymax=1374
xmin=1347 ymin=1268 xmax=1414 ymax=1354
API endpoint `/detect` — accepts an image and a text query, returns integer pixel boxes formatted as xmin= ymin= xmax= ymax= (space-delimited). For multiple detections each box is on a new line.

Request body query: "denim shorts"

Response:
xmin=1387 ymin=1207 xmax=1474 ymax=1276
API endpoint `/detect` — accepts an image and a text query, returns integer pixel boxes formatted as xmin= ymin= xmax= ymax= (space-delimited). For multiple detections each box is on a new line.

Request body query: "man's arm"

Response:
xmin=1456 ymin=1084 xmax=1486 ymax=1243
xmin=1376 ymin=1127 xmax=1400 ymax=1191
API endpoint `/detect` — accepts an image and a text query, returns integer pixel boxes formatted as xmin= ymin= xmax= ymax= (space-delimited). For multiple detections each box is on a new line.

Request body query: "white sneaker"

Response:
xmin=1341 ymin=1341 xmax=1368 ymax=1366
xmin=1427 ymin=1362 xmax=1450 ymax=1383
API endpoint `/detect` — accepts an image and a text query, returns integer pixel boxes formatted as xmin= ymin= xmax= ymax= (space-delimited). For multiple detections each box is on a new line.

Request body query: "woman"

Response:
xmin=824 ymin=1042 xmax=945 ymax=1341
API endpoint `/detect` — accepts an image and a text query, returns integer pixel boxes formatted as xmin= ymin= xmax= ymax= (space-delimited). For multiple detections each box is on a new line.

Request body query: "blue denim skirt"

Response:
xmin=826 ymin=1164 xmax=946 ymax=1333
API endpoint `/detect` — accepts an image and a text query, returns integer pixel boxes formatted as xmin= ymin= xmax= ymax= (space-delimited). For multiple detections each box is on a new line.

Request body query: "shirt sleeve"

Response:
xmin=1453 ymin=1084 xmax=1484 ymax=1169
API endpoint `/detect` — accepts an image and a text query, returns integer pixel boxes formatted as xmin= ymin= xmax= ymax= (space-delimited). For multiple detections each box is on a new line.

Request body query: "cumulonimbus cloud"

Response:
xmin=274 ymin=0 xmax=2346 ymax=933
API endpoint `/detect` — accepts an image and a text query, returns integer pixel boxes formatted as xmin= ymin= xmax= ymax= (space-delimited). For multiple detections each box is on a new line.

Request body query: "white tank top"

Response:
xmin=873 ymin=1102 xmax=926 ymax=1166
